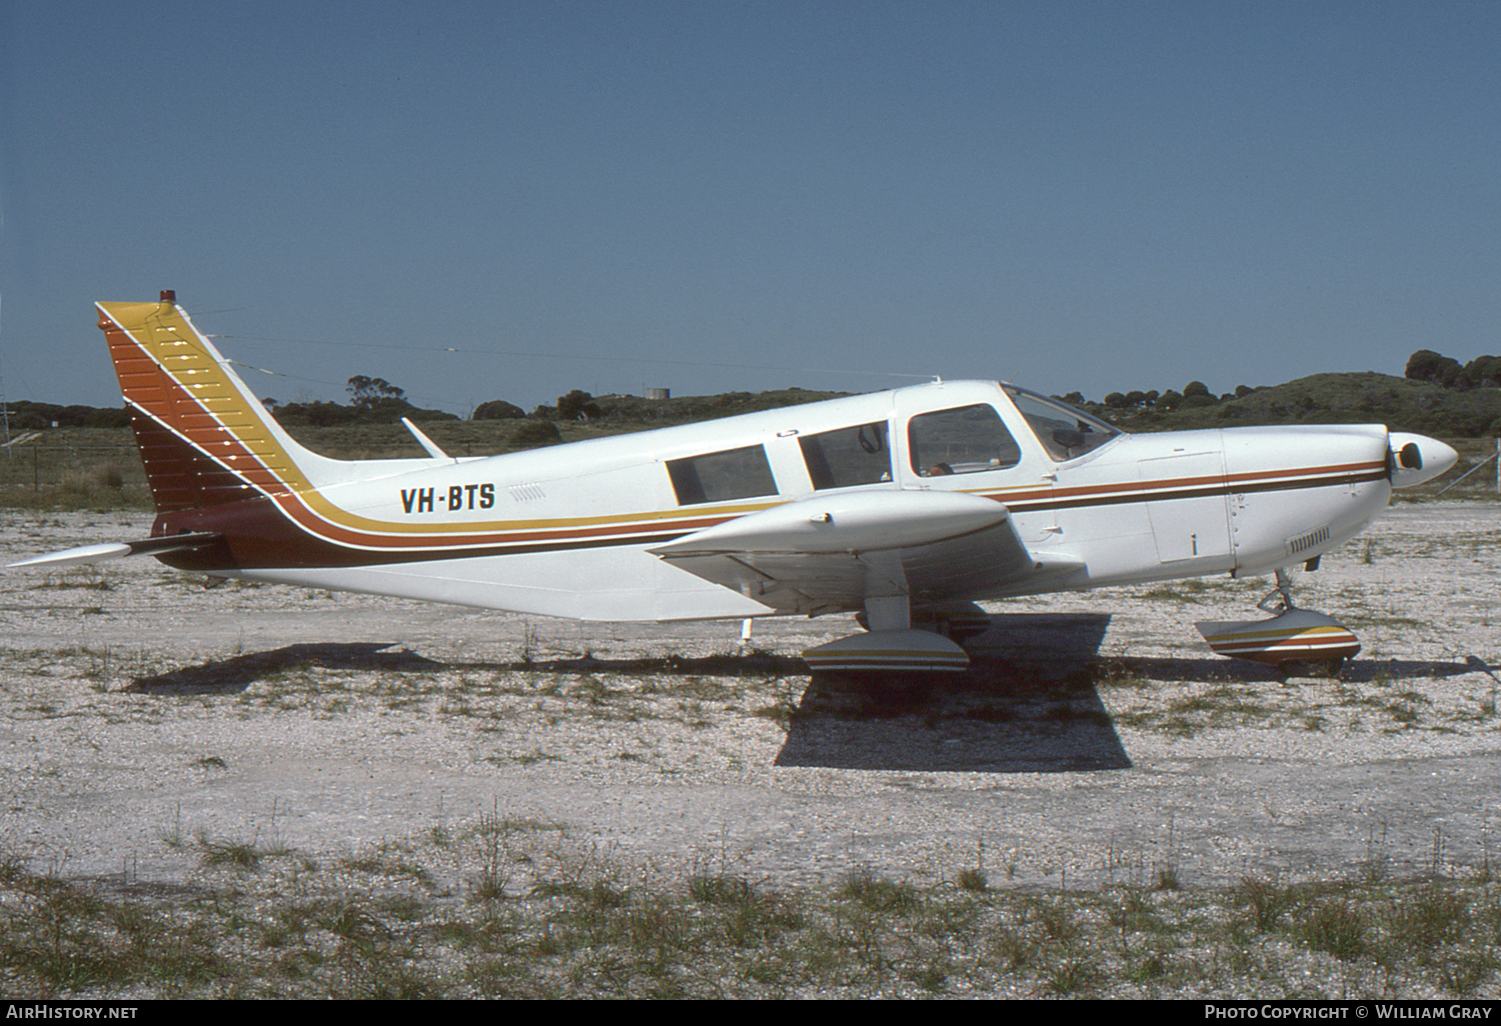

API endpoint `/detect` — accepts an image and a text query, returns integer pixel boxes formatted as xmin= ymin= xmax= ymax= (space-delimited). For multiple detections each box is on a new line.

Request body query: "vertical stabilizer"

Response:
xmin=99 ymin=292 xmax=337 ymax=513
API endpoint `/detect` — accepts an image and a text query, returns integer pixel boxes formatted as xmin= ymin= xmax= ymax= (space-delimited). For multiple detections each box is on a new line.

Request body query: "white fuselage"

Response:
xmin=216 ymin=380 xmax=1402 ymax=622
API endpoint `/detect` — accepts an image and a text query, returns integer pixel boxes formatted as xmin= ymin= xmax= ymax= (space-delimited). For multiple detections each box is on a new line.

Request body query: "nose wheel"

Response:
xmin=1196 ymin=569 xmax=1360 ymax=677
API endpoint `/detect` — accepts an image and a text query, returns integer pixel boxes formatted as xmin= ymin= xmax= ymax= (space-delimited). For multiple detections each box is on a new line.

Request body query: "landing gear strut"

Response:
xmin=1196 ymin=568 xmax=1359 ymax=678
xmin=1258 ymin=568 xmax=1297 ymax=616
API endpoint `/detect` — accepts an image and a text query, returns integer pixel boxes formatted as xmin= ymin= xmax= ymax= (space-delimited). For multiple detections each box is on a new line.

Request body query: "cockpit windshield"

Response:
xmin=1002 ymin=385 xmax=1122 ymax=461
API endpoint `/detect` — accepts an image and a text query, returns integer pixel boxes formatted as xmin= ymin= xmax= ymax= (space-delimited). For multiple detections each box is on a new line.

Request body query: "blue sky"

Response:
xmin=2 ymin=1 xmax=1497 ymax=416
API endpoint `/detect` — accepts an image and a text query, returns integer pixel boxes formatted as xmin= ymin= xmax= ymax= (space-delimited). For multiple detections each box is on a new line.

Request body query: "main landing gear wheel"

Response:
xmin=811 ymin=597 xmax=972 ymax=675
xmin=803 ymin=628 xmax=969 ymax=673
xmin=1195 ymin=569 xmax=1360 ymax=677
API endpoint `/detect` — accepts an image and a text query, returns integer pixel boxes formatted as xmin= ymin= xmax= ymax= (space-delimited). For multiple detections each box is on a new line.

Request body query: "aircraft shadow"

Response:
xmin=122 ymin=643 xmax=806 ymax=694
xmin=1093 ymin=654 xmax=1478 ymax=685
xmin=486 ymin=651 xmax=810 ymax=678
xmin=120 ymin=618 xmax=1481 ymax=777
xmin=777 ymin=613 xmax=1128 ymax=773
xmin=124 ymin=642 xmax=445 ymax=694
xmin=773 ymin=614 xmax=1485 ymax=773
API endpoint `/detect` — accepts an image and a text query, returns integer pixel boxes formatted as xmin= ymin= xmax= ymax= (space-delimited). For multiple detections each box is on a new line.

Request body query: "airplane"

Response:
xmin=10 ymin=291 xmax=1458 ymax=676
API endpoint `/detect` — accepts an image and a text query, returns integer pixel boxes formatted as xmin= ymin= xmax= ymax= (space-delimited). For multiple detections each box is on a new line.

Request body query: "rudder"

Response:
xmin=99 ymin=291 xmax=327 ymax=513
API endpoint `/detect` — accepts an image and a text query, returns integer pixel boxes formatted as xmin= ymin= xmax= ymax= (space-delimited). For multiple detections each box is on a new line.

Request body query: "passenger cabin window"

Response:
xmin=1003 ymin=385 xmax=1121 ymax=461
xmin=908 ymin=404 xmax=1021 ymax=477
xmin=799 ymin=421 xmax=891 ymax=490
xmin=667 ymin=445 xmax=778 ymax=505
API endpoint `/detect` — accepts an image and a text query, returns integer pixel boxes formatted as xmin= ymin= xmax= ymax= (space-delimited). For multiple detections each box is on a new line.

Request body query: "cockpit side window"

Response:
xmin=907 ymin=404 xmax=1021 ymax=477
xmin=667 ymin=445 xmax=778 ymax=505
xmin=1003 ymin=385 xmax=1121 ymax=461
xmin=799 ymin=421 xmax=892 ymax=489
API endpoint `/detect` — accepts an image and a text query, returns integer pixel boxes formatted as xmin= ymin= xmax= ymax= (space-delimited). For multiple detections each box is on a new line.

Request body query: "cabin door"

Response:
xmin=893 ymin=394 xmax=1058 ymax=545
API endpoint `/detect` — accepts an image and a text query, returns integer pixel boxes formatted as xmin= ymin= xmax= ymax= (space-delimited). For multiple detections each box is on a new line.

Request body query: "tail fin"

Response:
xmin=10 ymin=293 xmax=455 ymax=572
xmin=99 ymin=291 xmax=337 ymax=513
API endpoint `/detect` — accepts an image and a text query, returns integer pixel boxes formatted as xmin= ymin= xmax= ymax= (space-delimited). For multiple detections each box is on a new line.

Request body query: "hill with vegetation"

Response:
xmin=579 ymin=387 xmax=851 ymax=425
xmin=5 ymin=353 xmax=1501 ymax=509
xmin=1078 ymin=372 xmax=1501 ymax=438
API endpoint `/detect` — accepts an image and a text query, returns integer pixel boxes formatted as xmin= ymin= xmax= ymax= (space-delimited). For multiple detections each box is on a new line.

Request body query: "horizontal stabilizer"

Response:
xmin=8 ymin=532 xmax=222 ymax=569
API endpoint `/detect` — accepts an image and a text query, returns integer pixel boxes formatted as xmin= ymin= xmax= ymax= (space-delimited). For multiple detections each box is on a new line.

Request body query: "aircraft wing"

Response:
xmin=8 ymin=533 xmax=222 ymax=569
xmin=649 ymin=490 xmax=1081 ymax=616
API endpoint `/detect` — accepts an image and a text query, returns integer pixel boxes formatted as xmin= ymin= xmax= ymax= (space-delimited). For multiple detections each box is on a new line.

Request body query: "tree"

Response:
xmin=1464 ymin=355 xmax=1501 ymax=389
xmin=1405 ymin=350 xmax=1465 ymax=388
xmin=346 ymin=375 xmax=406 ymax=408
xmin=512 ymin=420 xmax=563 ymax=446
xmin=473 ymin=399 xmax=525 ymax=420
xmin=1179 ymin=380 xmax=1217 ymax=409
xmin=556 ymin=389 xmax=601 ymax=422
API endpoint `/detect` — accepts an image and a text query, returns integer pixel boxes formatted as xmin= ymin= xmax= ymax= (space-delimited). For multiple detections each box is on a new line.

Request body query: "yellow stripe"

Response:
xmin=104 ymin=300 xmax=790 ymax=542
xmin=1202 ymin=625 xmax=1350 ymax=643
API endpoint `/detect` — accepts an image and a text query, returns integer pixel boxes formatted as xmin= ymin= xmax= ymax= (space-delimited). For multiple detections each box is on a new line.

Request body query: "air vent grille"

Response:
xmin=1288 ymin=526 xmax=1330 ymax=554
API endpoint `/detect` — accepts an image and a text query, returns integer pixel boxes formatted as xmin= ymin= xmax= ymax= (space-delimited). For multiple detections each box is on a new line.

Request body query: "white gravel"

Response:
xmin=3 ymin=501 xmax=1500 ymax=894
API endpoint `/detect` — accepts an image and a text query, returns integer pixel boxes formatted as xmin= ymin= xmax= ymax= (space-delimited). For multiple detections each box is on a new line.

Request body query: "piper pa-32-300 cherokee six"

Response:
xmin=11 ymin=293 xmax=1456 ymax=674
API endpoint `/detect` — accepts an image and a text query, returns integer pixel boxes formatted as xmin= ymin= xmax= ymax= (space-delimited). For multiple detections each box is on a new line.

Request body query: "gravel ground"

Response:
xmin=3 ymin=502 xmax=1500 ymax=896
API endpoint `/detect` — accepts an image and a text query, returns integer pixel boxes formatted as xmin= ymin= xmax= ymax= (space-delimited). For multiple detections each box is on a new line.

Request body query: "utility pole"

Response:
xmin=0 ymin=363 xmax=10 ymax=458
xmin=0 ymin=291 xmax=9 ymax=457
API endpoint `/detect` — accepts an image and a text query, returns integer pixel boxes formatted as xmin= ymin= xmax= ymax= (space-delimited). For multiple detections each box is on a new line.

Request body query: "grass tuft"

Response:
xmin=7 ymin=831 xmax=1501 ymax=998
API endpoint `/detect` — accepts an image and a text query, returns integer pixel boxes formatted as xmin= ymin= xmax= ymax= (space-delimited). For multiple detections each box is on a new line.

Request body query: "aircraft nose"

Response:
xmin=1388 ymin=432 xmax=1458 ymax=488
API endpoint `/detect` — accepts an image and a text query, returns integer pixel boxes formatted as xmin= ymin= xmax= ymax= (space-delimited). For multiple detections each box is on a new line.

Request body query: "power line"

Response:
xmin=212 ymin=334 xmax=931 ymax=382
xmin=224 ymin=360 xmax=468 ymax=416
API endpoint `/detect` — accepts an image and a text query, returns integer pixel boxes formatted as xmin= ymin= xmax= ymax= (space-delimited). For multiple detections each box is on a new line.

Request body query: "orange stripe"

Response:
xmin=103 ymin=301 xmax=1388 ymax=560
xmin=104 ymin=307 xmax=762 ymax=552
